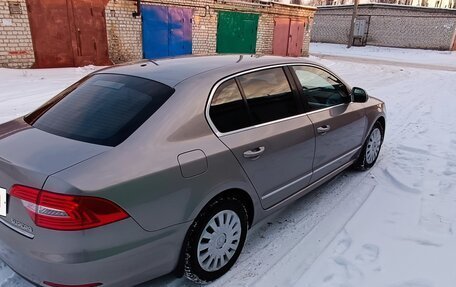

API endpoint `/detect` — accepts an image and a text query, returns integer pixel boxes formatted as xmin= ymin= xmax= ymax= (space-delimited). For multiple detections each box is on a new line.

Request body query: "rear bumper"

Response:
xmin=0 ymin=217 xmax=191 ymax=287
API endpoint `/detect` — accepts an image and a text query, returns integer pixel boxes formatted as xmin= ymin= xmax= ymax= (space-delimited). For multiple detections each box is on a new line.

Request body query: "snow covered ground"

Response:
xmin=310 ymin=43 xmax=456 ymax=70
xmin=0 ymin=44 xmax=455 ymax=287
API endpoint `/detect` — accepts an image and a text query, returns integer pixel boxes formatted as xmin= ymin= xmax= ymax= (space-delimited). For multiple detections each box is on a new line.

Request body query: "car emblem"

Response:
xmin=10 ymin=217 xmax=33 ymax=234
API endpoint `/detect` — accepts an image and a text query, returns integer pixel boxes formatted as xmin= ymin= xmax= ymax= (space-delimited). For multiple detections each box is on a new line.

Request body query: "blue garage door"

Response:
xmin=141 ymin=5 xmax=192 ymax=59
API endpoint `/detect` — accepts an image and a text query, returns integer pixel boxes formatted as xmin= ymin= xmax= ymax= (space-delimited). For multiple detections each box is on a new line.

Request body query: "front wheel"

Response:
xmin=183 ymin=196 xmax=248 ymax=284
xmin=354 ymin=122 xmax=384 ymax=170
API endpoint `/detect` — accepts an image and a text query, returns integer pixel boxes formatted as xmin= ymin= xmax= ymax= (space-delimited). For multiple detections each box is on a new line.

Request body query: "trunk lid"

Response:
xmin=0 ymin=119 xmax=110 ymax=187
xmin=0 ymin=119 xmax=110 ymax=237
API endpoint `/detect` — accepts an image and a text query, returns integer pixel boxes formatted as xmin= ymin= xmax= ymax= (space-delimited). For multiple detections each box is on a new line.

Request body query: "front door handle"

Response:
xmin=317 ymin=125 xmax=331 ymax=135
xmin=243 ymin=146 xmax=265 ymax=160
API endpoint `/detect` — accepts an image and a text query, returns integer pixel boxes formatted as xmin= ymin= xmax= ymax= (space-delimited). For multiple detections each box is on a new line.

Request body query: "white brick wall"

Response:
xmin=257 ymin=14 xmax=274 ymax=55
xmin=0 ymin=0 xmax=34 ymax=68
xmin=105 ymin=1 xmax=143 ymax=63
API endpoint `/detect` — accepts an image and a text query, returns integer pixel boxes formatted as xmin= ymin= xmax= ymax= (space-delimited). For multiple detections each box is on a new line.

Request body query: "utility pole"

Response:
xmin=347 ymin=0 xmax=359 ymax=48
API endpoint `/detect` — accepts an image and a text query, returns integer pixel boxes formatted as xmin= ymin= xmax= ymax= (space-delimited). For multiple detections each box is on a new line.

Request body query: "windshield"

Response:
xmin=25 ymin=73 xmax=174 ymax=146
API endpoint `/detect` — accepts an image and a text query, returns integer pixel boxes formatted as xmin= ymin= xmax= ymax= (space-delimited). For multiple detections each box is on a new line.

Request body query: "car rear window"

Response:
xmin=25 ymin=74 xmax=174 ymax=146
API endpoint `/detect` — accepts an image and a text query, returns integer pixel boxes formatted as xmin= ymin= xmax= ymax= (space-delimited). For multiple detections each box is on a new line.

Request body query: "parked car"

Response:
xmin=0 ymin=55 xmax=385 ymax=286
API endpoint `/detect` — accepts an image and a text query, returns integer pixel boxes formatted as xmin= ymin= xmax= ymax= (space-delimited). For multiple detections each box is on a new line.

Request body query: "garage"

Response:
xmin=1 ymin=0 xmax=316 ymax=68
xmin=216 ymin=11 xmax=259 ymax=54
xmin=141 ymin=5 xmax=192 ymax=59
xmin=272 ymin=17 xmax=306 ymax=57
xmin=26 ymin=0 xmax=111 ymax=68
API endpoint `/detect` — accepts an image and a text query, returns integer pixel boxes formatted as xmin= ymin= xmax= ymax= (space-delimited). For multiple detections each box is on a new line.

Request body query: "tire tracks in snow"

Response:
xmin=145 ymin=170 xmax=378 ymax=287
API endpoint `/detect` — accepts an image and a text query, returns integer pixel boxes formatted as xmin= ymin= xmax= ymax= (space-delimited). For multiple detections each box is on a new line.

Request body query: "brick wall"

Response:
xmin=105 ymin=1 xmax=142 ymax=63
xmin=302 ymin=16 xmax=314 ymax=56
xmin=257 ymin=14 xmax=274 ymax=55
xmin=0 ymin=0 xmax=34 ymax=68
xmin=106 ymin=0 xmax=315 ymax=62
xmin=312 ymin=4 xmax=456 ymax=50
xmin=0 ymin=0 xmax=316 ymax=68
xmin=192 ymin=6 xmax=218 ymax=55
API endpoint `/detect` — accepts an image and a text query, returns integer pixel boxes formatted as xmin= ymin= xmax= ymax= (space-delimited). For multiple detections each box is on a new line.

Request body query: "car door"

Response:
xmin=290 ymin=65 xmax=367 ymax=182
xmin=207 ymin=67 xmax=316 ymax=209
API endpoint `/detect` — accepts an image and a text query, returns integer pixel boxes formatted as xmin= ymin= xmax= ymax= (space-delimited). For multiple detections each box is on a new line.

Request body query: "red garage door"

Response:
xmin=26 ymin=0 xmax=111 ymax=68
xmin=272 ymin=18 xmax=306 ymax=57
xmin=272 ymin=18 xmax=290 ymax=56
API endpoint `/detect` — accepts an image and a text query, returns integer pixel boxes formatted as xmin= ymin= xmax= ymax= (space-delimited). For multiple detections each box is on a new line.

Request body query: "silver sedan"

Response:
xmin=0 ymin=55 xmax=385 ymax=286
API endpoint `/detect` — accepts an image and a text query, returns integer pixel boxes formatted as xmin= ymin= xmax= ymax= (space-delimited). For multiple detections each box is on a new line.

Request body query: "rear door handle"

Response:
xmin=243 ymin=146 xmax=265 ymax=160
xmin=317 ymin=125 xmax=331 ymax=135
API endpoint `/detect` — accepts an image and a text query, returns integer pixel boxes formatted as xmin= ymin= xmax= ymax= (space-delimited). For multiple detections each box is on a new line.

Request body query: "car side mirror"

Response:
xmin=352 ymin=87 xmax=368 ymax=103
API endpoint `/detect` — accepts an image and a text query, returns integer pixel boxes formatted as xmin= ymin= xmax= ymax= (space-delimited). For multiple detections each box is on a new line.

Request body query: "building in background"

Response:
xmin=306 ymin=0 xmax=456 ymax=9
xmin=312 ymin=4 xmax=456 ymax=50
xmin=0 ymin=0 xmax=315 ymax=68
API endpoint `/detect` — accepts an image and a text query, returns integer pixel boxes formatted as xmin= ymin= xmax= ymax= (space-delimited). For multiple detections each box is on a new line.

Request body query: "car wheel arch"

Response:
xmin=174 ymin=187 xmax=254 ymax=278
xmin=376 ymin=116 xmax=386 ymax=134
xmin=365 ymin=115 xmax=386 ymax=142
xmin=193 ymin=188 xmax=255 ymax=229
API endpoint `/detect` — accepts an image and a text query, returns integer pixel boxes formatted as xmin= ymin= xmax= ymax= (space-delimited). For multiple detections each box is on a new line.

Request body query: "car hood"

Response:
xmin=0 ymin=118 xmax=110 ymax=188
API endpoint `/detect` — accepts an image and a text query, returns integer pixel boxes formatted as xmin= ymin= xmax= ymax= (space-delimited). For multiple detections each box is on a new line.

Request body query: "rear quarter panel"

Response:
xmin=44 ymin=73 xmax=262 ymax=232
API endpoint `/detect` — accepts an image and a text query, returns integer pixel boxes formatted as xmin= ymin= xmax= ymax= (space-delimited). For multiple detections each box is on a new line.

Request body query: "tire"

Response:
xmin=183 ymin=196 xmax=248 ymax=284
xmin=353 ymin=121 xmax=384 ymax=171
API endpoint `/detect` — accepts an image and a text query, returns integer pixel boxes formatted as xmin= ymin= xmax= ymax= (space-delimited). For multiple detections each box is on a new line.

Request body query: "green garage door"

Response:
xmin=217 ymin=11 xmax=259 ymax=54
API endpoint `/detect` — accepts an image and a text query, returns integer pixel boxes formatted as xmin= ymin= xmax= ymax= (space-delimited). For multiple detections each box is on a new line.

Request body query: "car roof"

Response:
xmin=95 ymin=55 xmax=319 ymax=87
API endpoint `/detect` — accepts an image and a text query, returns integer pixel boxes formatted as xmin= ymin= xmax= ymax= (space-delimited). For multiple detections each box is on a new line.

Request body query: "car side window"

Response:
xmin=238 ymin=68 xmax=298 ymax=125
xmin=209 ymin=79 xmax=251 ymax=133
xmin=292 ymin=66 xmax=349 ymax=111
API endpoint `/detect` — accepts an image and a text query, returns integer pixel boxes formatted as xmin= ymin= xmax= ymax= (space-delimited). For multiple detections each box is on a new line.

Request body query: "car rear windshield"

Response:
xmin=24 ymin=73 xmax=174 ymax=146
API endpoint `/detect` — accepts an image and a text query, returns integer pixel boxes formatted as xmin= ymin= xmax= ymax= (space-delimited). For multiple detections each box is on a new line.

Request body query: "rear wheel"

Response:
xmin=184 ymin=196 xmax=248 ymax=284
xmin=354 ymin=121 xmax=384 ymax=170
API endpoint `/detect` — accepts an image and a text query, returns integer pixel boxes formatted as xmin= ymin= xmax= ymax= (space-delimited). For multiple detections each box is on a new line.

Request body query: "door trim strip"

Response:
xmin=312 ymin=146 xmax=361 ymax=175
xmin=261 ymin=172 xmax=312 ymax=200
xmin=265 ymin=159 xmax=356 ymax=211
xmin=261 ymin=146 xmax=361 ymax=202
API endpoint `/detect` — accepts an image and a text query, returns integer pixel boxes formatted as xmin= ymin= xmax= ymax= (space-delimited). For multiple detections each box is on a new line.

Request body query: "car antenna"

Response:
xmin=148 ymin=59 xmax=159 ymax=66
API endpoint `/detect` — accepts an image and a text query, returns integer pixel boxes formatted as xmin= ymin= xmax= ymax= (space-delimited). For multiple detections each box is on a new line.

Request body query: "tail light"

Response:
xmin=10 ymin=185 xmax=129 ymax=231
